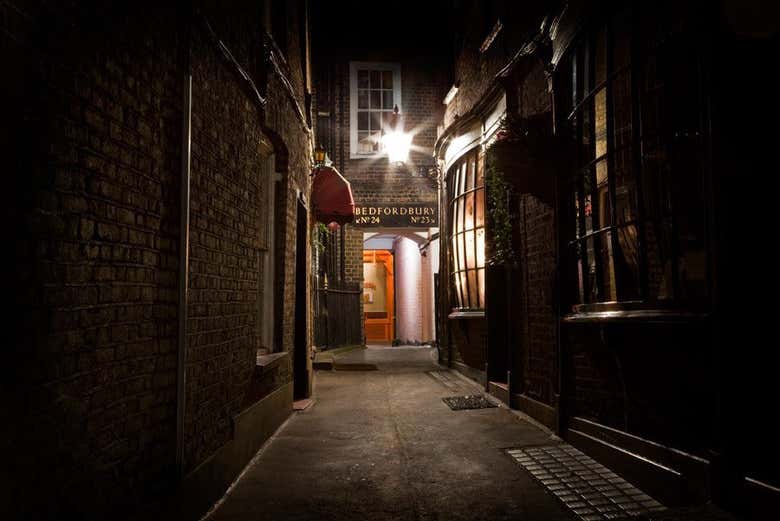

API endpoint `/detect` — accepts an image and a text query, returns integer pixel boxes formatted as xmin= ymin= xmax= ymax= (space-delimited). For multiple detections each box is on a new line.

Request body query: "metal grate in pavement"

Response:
xmin=507 ymin=444 xmax=665 ymax=521
xmin=442 ymin=394 xmax=497 ymax=410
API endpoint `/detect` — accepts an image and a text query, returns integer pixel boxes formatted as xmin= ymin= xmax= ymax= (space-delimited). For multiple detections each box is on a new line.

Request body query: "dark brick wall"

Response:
xmin=5 ymin=4 xmax=182 ymax=518
xmin=4 ymin=1 xmax=312 ymax=519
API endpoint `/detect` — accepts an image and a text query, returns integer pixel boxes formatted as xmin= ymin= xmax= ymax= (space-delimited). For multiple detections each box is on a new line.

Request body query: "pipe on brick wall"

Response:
xmin=176 ymin=70 xmax=193 ymax=479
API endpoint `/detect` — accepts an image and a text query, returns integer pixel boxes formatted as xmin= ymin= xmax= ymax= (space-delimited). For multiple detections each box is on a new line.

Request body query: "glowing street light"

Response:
xmin=382 ymin=105 xmax=412 ymax=164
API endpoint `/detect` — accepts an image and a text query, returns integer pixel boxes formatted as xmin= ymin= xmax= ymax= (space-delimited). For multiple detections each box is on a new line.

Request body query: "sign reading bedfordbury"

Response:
xmin=354 ymin=203 xmax=438 ymax=227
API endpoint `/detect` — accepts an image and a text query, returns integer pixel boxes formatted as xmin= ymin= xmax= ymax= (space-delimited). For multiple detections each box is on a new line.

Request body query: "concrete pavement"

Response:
xmin=203 ymin=347 xmax=573 ymax=521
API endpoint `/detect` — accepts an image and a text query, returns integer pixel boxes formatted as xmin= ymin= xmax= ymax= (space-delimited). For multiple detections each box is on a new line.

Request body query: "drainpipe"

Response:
xmin=176 ymin=54 xmax=193 ymax=478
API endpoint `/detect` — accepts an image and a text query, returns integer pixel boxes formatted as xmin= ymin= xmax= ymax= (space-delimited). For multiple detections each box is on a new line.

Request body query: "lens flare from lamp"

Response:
xmin=382 ymin=131 xmax=412 ymax=163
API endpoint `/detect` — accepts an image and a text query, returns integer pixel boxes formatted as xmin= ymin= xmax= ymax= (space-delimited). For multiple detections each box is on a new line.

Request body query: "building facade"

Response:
xmin=311 ymin=2 xmax=450 ymax=347
xmin=3 ymin=2 xmax=314 ymax=519
xmin=435 ymin=0 xmax=778 ymax=518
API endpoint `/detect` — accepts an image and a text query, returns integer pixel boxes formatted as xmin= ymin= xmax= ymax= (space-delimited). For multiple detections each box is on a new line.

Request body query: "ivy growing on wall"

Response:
xmin=485 ymin=121 xmax=516 ymax=267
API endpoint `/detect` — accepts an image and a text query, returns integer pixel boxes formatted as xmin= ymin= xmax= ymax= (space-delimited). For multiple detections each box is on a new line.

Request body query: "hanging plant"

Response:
xmin=314 ymin=222 xmax=328 ymax=255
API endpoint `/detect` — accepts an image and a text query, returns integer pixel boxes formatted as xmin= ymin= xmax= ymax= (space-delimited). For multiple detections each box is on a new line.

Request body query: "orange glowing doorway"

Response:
xmin=362 ymin=250 xmax=394 ymax=343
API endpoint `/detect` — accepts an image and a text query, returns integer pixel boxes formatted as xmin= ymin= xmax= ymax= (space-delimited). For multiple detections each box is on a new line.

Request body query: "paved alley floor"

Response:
xmin=205 ymin=346 xmax=574 ymax=521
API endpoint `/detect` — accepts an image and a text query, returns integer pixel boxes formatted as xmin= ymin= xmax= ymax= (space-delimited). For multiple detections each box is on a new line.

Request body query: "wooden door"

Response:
xmin=363 ymin=250 xmax=394 ymax=343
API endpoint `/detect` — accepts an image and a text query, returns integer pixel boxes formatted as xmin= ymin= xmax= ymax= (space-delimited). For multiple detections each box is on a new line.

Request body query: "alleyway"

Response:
xmin=203 ymin=347 xmax=572 ymax=521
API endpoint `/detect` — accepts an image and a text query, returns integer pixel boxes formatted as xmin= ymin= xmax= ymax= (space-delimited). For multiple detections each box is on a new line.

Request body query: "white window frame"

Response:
xmin=349 ymin=61 xmax=402 ymax=159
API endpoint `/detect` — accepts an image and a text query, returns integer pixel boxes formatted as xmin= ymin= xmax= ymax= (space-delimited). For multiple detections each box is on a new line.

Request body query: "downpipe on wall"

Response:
xmin=176 ymin=68 xmax=193 ymax=480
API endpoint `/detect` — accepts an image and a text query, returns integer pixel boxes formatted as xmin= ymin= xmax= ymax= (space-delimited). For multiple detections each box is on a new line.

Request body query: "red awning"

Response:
xmin=311 ymin=165 xmax=355 ymax=225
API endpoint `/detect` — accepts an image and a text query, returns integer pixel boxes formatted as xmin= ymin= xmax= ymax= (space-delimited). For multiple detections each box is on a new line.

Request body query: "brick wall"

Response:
xmin=5 ymin=4 xmax=182 ymax=518
xmin=4 ymin=2 xmax=312 ymax=519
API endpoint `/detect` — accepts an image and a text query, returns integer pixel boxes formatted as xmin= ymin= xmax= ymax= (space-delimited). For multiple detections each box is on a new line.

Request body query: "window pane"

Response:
xmin=613 ymin=71 xmax=632 ymax=151
xmin=600 ymin=232 xmax=617 ymax=301
xmin=382 ymin=70 xmax=393 ymax=89
xmin=358 ymin=132 xmax=371 ymax=153
xmin=467 ymin=269 xmax=478 ymax=309
xmin=465 ymin=229 xmax=475 ymax=270
xmin=644 ymin=220 xmax=674 ymax=300
xmin=358 ymin=112 xmax=368 ymax=131
xmin=358 ymin=70 xmax=369 ymax=88
xmin=370 ymin=112 xmax=381 ymax=131
xmin=465 ymin=155 xmax=474 ymax=190
xmin=464 ymin=192 xmax=475 ymax=231
xmin=370 ymin=90 xmax=381 ymax=109
xmin=477 ymin=268 xmax=485 ymax=309
xmin=595 ymin=88 xmax=607 ymax=158
xmin=451 ymin=234 xmax=460 ymax=273
xmin=370 ymin=131 xmax=381 ymax=151
xmin=383 ymin=91 xmax=394 ymax=109
xmin=595 ymin=160 xmax=611 ymax=227
xmin=452 ymin=272 xmax=463 ymax=308
xmin=358 ymin=89 xmax=368 ymax=109
xmin=476 ymin=227 xmax=485 ymax=268
xmin=370 ymin=70 xmax=380 ymax=88
xmin=614 ymin=147 xmax=637 ymax=225
xmin=595 ymin=26 xmax=607 ymax=84
xmin=614 ymin=224 xmax=641 ymax=300
xmin=459 ymin=271 xmax=468 ymax=308
xmin=475 ymin=188 xmax=485 ymax=228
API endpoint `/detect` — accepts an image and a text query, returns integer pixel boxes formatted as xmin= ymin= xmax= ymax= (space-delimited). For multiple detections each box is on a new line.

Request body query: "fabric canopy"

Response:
xmin=311 ymin=165 xmax=355 ymax=225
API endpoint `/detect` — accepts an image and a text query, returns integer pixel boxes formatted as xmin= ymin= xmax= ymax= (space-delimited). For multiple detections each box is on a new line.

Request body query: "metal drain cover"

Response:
xmin=507 ymin=444 xmax=665 ymax=521
xmin=442 ymin=394 xmax=497 ymax=410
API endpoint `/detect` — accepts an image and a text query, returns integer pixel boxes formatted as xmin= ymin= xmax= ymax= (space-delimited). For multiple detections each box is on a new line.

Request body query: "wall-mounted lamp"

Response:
xmin=382 ymin=105 xmax=412 ymax=164
xmin=314 ymin=144 xmax=327 ymax=165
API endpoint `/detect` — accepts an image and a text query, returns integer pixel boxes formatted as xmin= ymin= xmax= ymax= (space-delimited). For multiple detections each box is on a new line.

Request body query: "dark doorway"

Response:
xmin=293 ymin=199 xmax=310 ymax=399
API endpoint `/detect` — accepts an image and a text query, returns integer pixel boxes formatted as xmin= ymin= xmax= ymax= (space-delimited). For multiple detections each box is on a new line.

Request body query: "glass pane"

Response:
xmin=457 ymin=195 xmax=465 ymax=235
xmin=452 ymin=273 xmax=462 ymax=308
xmin=465 ymin=155 xmax=474 ymax=190
xmin=358 ymin=132 xmax=371 ymax=153
xmin=465 ymin=229 xmax=475 ymax=270
xmin=370 ymin=70 xmax=380 ymax=88
xmin=464 ymin=192 xmax=475 ymax=231
xmin=575 ymin=241 xmax=585 ymax=303
xmin=467 ymin=269 xmax=478 ymax=308
xmin=358 ymin=89 xmax=368 ymax=109
xmin=383 ymin=91 xmax=394 ymax=109
xmin=595 ymin=160 xmax=611 ymax=227
xmin=459 ymin=271 xmax=468 ymax=308
xmin=585 ymin=237 xmax=598 ymax=302
xmin=600 ymin=232 xmax=617 ymax=301
xmin=357 ymin=112 xmax=368 ymax=131
xmin=451 ymin=234 xmax=460 ymax=272
xmin=370 ymin=90 xmax=381 ymax=109
xmin=370 ymin=131 xmax=381 ymax=151
xmin=475 ymin=188 xmax=485 ymax=228
xmin=595 ymin=26 xmax=607 ymax=84
xmin=382 ymin=70 xmax=393 ymax=89
xmin=358 ymin=70 xmax=369 ymax=88
xmin=595 ymin=88 xmax=607 ymax=158
xmin=476 ymin=227 xmax=485 ymax=269
xmin=613 ymin=8 xmax=632 ymax=70
xmin=613 ymin=70 xmax=632 ymax=151
xmin=614 ymin=147 xmax=636 ymax=224
xmin=370 ymin=112 xmax=381 ymax=131
xmin=581 ymin=103 xmax=592 ymax=159
xmin=614 ymin=224 xmax=641 ymax=300
xmin=477 ymin=268 xmax=485 ymax=309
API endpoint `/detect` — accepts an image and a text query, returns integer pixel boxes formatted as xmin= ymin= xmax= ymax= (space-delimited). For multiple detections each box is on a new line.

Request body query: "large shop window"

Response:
xmin=448 ymin=148 xmax=486 ymax=311
xmin=559 ymin=7 xmax=708 ymax=308
xmin=349 ymin=62 xmax=402 ymax=157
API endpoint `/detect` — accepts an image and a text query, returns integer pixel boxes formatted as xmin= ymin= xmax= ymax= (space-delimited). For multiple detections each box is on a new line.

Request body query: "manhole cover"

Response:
xmin=442 ymin=394 xmax=497 ymax=410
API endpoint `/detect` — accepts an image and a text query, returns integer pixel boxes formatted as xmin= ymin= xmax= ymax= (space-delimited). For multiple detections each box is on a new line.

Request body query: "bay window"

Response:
xmin=559 ymin=6 xmax=708 ymax=309
xmin=448 ymin=148 xmax=486 ymax=311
